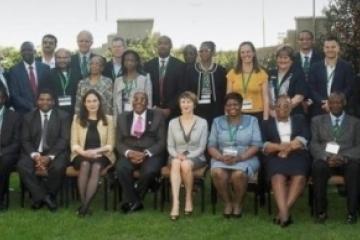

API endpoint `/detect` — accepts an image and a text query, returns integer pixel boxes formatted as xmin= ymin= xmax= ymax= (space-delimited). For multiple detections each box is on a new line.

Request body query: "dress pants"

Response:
xmin=0 ymin=155 xmax=17 ymax=203
xmin=116 ymin=156 xmax=163 ymax=204
xmin=312 ymin=160 xmax=360 ymax=215
xmin=17 ymin=153 xmax=68 ymax=203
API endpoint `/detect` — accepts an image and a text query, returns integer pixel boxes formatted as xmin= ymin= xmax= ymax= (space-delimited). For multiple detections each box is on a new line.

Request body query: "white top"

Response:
xmin=42 ymin=56 xmax=56 ymax=69
xmin=277 ymin=120 xmax=291 ymax=143
xmin=325 ymin=63 xmax=336 ymax=96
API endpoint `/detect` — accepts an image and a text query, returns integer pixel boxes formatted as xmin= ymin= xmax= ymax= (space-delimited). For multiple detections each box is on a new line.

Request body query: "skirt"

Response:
xmin=72 ymin=156 xmax=111 ymax=170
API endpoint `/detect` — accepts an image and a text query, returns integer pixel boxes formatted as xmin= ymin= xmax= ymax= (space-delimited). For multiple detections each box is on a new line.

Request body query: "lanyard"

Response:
xmin=58 ymin=71 xmax=70 ymax=95
xmin=241 ymin=71 xmax=253 ymax=96
xmin=124 ymin=79 xmax=137 ymax=95
xmin=228 ymin=122 xmax=240 ymax=142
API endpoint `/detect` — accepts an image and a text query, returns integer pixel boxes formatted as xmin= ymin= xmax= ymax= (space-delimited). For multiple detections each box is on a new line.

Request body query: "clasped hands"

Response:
xmin=128 ymin=150 xmax=148 ymax=164
xmin=326 ymin=154 xmax=347 ymax=167
xmin=33 ymin=154 xmax=51 ymax=172
xmin=277 ymin=142 xmax=296 ymax=159
xmin=82 ymin=148 xmax=104 ymax=160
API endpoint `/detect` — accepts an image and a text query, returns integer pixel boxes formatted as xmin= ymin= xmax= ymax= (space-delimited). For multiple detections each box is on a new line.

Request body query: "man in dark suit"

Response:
xmin=36 ymin=34 xmax=57 ymax=69
xmin=308 ymin=36 xmax=355 ymax=116
xmin=103 ymin=36 xmax=126 ymax=81
xmin=8 ymin=42 xmax=51 ymax=113
xmin=116 ymin=91 xmax=165 ymax=213
xmin=70 ymin=30 xmax=95 ymax=83
xmin=0 ymin=84 xmax=21 ymax=211
xmin=17 ymin=89 xmax=70 ymax=211
xmin=144 ymin=36 xmax=185 ymax=119
xmin=310 ymin=92 xmax=360 ymax=224
xmin=47 ymin=48 xmax=78 ymax=115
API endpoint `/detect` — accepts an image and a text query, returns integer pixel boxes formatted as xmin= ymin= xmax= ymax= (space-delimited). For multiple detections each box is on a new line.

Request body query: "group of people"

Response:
xmin=0 ymin=29 xmax=359 ymax=227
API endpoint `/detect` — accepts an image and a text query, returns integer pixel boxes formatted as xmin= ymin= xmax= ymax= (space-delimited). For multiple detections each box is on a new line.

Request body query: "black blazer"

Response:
xmin=308 ymin=59 xmax=355 ymax=116
xmin=267 ymin=65 xmax=307 ymax=114
xmin=46 ymin=68 xmax=79 ymax=115
xmin=102 ymin=60 xmax=122 ymax=82
xmin=294 ymin=50 xmax=323 ymax=75
xmin=70 ymin=53 xmax=96 ymax=82
xmin=116 ymin=109 xmax=166 ymax=158
xmin=8 ymin=61 xmax=51 ymax=113
xmin=144 ymin=56 xmax=185 ymax=111
xmin=21 ymin=108 xmax=70 ymax=158
xmin=0 ymin=108 xmax=21 ymax=157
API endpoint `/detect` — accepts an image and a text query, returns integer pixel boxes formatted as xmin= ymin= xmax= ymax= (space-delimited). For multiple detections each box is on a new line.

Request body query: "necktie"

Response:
xmin=159 ymin=60 xmax=166 ymax=104
xmin=42 ymin=114 xmax=49 ymax=152
xmin=28 ymin=66 xmax=37 ymax=95
xmin=81 ymin=55 xmax=88 ymax=77
xmin=333 ymin=118 xmax=341 ymax=140
xmin=133 ymin=116 xmax=143 ymax=138
xmin=303 ymin=56 xmax=310 ymax=75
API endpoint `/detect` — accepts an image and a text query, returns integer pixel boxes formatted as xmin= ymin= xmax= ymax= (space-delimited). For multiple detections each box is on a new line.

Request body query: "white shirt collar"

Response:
xmin=24 ymin=61 xmax=36 ymax=69
xmin=134 ymin=110 xmax=146 ymax=119
xmin=300 ymin=50 xmax=313 ymax=59
xmin=40 ymin=109 xmax=52 ymax=117
xmin=158 ymin=56 xmax=170 ymax=65
xmin=42 ymin=55 xmax=56 ymax=68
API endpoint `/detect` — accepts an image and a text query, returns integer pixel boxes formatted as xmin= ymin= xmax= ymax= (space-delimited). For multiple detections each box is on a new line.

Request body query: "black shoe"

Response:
xmin=128 ymin=202 xmax=144 ymax=213
xmin=43 ymin=195 xmax=57 ymax=212
xmin=315 ymin=213 xmax=328 ymax=224
xmin=346 ymin=214 xmax=357 ymax=224
xmin=121 ymin=202 xmax=131 ymax=213
xmin=31 ymin=201 xmax=44 ymax=210
xmin=280 ymin=216 xmax=293 ymax=228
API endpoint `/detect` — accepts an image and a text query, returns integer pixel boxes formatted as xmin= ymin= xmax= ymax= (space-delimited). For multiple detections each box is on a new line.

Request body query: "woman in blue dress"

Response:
xmin=208 ymin=92 xmax=262 ymax=217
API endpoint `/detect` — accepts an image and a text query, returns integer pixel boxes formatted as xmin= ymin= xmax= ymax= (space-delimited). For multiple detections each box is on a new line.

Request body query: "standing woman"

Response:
xmin=227 ymin=41 xmax=269 ymax=121
xmin=185 ymin=41 xmax=226 ymax=126
xmin=208 ymin=93 xmax=262 ymax=217
xmin=167 ymin=91 xmax=208 ymax=220
xmin=71 ymin=89 xmax=115 ymax=216
xmin=75 ymin=55 xmax=113 ymax=115
xmin=113 ymin=50 xmax=152 ymax=118
xmin=268 ymin=45 xmax=306 ymax=116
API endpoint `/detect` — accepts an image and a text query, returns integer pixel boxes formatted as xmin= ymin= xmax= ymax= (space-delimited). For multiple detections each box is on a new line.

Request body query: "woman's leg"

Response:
xmin=211 ymin=168 xmax=231 ymax=215
xmin=77 ymin=160 xmax=91 ymax=205
xmin=170 ymin=159 xmax=181 ymax=217
xmin=83 ymin=162 xmax=102 ymax=209
xmin=286 ymin=175 xmax=306 ymax=210
xmin=231 ymin=170 xmax=248 ymax=215
xmin=180 ymin=160 xmax=194 ymax=213
xmin=271 ymin=174 xmax=289 ymax=222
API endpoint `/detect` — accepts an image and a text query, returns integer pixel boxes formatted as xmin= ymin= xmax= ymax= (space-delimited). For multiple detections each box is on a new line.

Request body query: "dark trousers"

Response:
xmin=17 ymin=153 xmax=68 ymax=203
xmin=0 ymin=155 xmax=17 ymax=202
xmin=312 ymin=160 xmax=360 ymax=215
xmin=116 ymin=156 xmax=163 ymax=204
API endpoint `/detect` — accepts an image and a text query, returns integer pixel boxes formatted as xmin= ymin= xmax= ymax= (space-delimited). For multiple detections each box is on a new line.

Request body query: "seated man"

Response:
xmin=0 ymin=84 xmax=21 ymax=211
xmin=310 ymin=92 xmax=360 ymax=224
xmin=17 ymin=89 xmax=70 ymax=212
xmin=116 ymin=91 xmax=165 ymax=213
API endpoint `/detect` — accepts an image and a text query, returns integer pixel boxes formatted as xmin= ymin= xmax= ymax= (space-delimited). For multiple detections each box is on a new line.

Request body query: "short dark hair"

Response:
xmin=37 ymin=88 xmax=55 ymax=100
xmin=90 ymin=55 xmax=106 ymax=68
xmin=78 ymin=89 xmax=108 ymax=128
xmin=112 ymin=36 xmax=127 ymax=48
xmin=324 ymin=35 xmax=339 ymax=43
xmin=276 ymin=45 xmax=296 ymax=62
xmin=200 ymin=41 xmax=216 ymax=53
xmin=42 ymin=34 xmax=58 ymax=46
xmin=328 ymin=91 xmax=346 ymax=104
xmin=298 ymin=30 xmax=314 ymax=39
xmin=224 ymin=92 xmax=243 ymax=106
xmin=158 ymin=35 xmax=172 ymax=48
xmin=178 ymin=91 xmax=198 ymax=108
xmin=183 ymin=44 xmax=197 ymax=54
xmin=121 ymin=50 xmax=144 ymax=75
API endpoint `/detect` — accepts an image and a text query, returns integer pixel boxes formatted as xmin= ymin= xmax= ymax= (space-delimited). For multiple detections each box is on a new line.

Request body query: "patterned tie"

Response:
xmin=133 ymin=116 xmax=143 ymax=138
xmin=159 ymin=60 xmax=166 ymax=104
xmin=303 ymin=56 xmax=310 ymax=75
xmin=81 ymin=55 xmax=88 ymax=77
xmin=42 ymin=114 xmax=49 ymax=152
xmin=28 ymin=65 xmax=37 ymax=95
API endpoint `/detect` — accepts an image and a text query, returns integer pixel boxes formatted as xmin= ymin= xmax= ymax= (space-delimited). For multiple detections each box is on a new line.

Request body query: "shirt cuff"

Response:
xmin=295 ymin=136 xmax=308 ymax=149
xmin=125 ymin=150 xmax=130 ymax=158
xmin=144 ymin=149 xmax=152 ymax=158
xmin=48 ymin=155 xmax=55 ymax=161
xmin=30 ymin=152 xmax=40 ymax=159
xmin=262 ymin=142 xmax=271 ymax=153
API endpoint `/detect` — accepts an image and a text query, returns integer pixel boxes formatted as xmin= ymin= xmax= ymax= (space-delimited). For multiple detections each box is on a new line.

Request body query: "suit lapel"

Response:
xmin=127 ymin=112 xmax=134 ymax=136
xmin=145 ymin=110 xmax=154 ymax=133
xmin=271 ymin=118 xmax=281 ymax=142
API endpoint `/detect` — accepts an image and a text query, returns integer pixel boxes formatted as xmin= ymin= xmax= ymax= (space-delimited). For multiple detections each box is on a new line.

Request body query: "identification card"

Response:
xmin=325 ymin=141 xmax=340 ymax=155
xmin=58 ymin=96 xmax=72 ymax=106
xmin=223 ymin=147 xmax=238 ymax=157
xmin=199 ymin=94 xmax=211 ymax=104
xmin=124 ymin=103 xmax=132 ymax=112
xmin=242 ymin=99 xmax=253 ymax=110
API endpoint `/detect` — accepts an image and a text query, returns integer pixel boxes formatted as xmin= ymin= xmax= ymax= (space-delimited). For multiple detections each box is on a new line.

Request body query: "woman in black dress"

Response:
xmin=262 ymin=95 xmax=310 ymax=227
xmin=70 ymin=89 xmax=115 ymax=216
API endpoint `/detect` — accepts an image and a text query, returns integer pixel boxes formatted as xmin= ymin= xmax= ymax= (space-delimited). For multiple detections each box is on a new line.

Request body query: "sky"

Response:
xmin=0 ymin=0 xmax=330 ymax=51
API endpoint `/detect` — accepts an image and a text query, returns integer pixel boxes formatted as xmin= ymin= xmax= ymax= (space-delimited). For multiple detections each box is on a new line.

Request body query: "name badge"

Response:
xmin=58 ymin=96 xmax=72 ymax=106
xmin=223 ymin=147 xmax=238 ymax=157
xmin=124 ymin=103 xmax=132 ymax=112
xmin=325 ymin=141 xmax=340 ymax=155
xmin=242 ymin=99 xmax=253 ymax=110
xmin=199 ymin=94 xmax=211 ymax=104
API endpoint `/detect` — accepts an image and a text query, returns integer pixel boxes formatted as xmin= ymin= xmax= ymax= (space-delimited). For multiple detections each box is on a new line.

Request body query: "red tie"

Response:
xmin=28 ymin=66 xmax=37 ymax=95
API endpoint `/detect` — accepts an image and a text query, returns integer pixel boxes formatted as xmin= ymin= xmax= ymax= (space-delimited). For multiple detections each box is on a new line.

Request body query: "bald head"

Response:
xmin=77 ymin=30 xmax=93 ymax=54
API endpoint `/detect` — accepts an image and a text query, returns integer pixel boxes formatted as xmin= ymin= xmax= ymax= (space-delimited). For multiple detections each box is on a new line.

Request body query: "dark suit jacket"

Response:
xmin=308 ymin=59 xmax=355 ymax=116
xmin=21 ymin=108 xmax=70 ymax=158
xmin=116 ymin=109 xmax=166 ymax=158
xmin=102 ymin=60 xmax=121 ymax=82
xmin=70 ymin=53 xmax=96 ymax=83
xmin=144 ymin=56 xmax=185 ymax=111
xmin=310 ymin=114 xmax=360 ymax=163
xmin=268 ymin=65 xmax=307 ymax=114
xmin=46 ymin=68 xmax=79 ymax=115
xmin=0 ymin=108 xmax=21 ymax=157
xmin=294 ymin=49 xmax=323 ymax=75
xmin=8 ymin=61 xmax=50 ymax=113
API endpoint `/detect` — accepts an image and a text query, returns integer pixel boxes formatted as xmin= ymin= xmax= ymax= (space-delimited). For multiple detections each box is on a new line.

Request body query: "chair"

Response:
xmin=63 ymin=164 xmax=114 ymax=210
xmin=159 ymin=164 xmax=208 ymax=212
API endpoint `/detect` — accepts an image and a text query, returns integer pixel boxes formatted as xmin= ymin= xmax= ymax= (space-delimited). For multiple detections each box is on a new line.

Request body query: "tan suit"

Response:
xmin=70 ymin=115 xmax=116 ymax=163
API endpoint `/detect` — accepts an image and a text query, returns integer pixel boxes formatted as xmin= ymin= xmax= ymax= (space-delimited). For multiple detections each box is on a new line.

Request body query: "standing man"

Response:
xmin=48 ymin=48 xmax=79 ymax=115
xmin=17 ymin=89 xmax=70 ymax=212
xmin=70 ymin=30 xmax=95 ymax=82
xmin=144 ymin=36 xmax=185 ymax=119
xmin=103 ymin=36 xmax=126 ymax=81
xmin=308 ymin=36 xmax=355 ymax=116
xmin=36 ymin=34 xmax=57 ymax=69
xmin=9 ymin=42 xmax=51 ymax=113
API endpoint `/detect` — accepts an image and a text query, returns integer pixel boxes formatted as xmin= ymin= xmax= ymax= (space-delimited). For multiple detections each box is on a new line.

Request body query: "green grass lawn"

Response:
xmin=0 ymin=174 xmax=359 ymax=240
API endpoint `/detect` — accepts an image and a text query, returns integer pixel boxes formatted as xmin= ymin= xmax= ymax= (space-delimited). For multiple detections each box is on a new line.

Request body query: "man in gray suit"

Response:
xmin=310 ymin=92 xmax=360 ymax=224
xmin=116 ymin=91 xmax=166 ymax=213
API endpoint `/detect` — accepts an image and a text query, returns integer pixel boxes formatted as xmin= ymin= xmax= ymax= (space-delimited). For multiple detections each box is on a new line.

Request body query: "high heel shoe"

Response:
xmin=184 ymin=210 xmax=193 ymax=216
xmin=280 ymin=216 xmax=293 ymax=228
xmin=170 ymin=214 xmax=179 ymax=221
